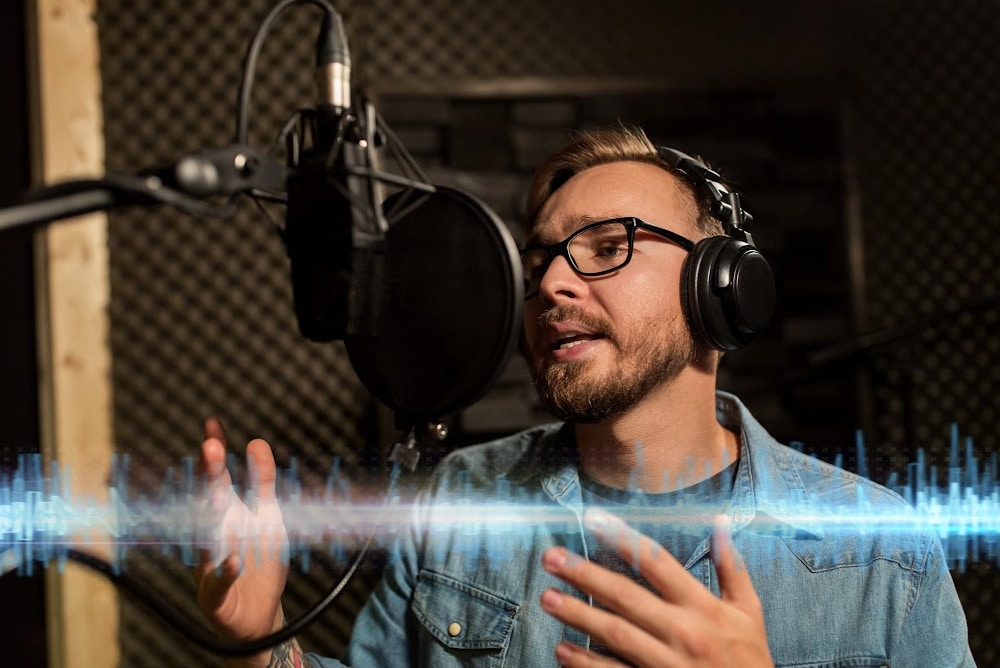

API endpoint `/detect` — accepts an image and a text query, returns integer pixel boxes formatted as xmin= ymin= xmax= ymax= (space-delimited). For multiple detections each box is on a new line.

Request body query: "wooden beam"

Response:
xmin=26 ymin=0 xmax=119 ymax=667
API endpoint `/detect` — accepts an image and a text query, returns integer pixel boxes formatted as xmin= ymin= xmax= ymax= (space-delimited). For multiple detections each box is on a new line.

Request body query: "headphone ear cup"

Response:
xmin=682 ymin=236 xmax=776 ymax=351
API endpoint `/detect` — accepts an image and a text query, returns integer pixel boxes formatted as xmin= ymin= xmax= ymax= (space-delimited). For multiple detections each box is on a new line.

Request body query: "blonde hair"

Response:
xmin=524 ymin=125 xmax=723 ymax=238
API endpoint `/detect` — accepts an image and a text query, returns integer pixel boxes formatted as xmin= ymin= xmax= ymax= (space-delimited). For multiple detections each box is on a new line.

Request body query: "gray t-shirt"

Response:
xmin=580 ymin=461 xmax=738 ymax=660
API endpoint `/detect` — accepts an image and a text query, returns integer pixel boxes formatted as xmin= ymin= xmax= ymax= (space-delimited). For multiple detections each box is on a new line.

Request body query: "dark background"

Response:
xmin=0 ymin=0 xmax=997 ymax=665
xmin=0 ymin=0 xmax=46 ymax=661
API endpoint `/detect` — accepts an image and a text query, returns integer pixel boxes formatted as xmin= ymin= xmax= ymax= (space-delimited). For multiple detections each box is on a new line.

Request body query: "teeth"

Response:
xmin=557 ymin=337 xmax=588 ymax=350
xmin=551 ymin=332 xmax=604 ymax=351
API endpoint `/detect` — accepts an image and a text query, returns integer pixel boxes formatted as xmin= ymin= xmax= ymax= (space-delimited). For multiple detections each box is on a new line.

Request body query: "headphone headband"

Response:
xmin=655 ymin=145 xmax=775 ymax=352
xmin=657 ymin=146 xmax=755 ymax=244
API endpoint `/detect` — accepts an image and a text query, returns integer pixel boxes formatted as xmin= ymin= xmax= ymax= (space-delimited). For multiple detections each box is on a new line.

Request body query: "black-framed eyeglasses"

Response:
xmin=519 ymin=217 xmax=695 ymax=298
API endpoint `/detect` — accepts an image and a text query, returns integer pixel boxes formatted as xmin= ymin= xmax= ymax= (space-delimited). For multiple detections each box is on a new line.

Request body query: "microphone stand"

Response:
xmin=782 ymin=293 xmax=999 ymax=465
xmin=786 ymin=292 xmax=1000 ymax=381
xmin=0 ymin=144 xmax=286 ymax=234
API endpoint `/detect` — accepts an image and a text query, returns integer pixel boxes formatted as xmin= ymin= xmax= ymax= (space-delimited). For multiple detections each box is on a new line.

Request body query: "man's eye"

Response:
xmin=528 ymin=263 xmax=548 ymax=279
xmin=586 ymin=236 xmax=629 ymax=263
xmin=595 ymin=242 xmax=626 ymax=258
xmin=522 ymin=251 xmax=551 ymax=280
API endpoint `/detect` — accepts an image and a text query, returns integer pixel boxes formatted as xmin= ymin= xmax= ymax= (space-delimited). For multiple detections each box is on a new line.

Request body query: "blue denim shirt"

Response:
xmin=309 ymin=392 xmax=974 ymax=667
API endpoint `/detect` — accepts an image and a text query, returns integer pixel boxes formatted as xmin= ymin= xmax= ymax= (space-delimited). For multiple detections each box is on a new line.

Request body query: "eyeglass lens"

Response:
xmin=521 ymin=221 xmax=632 ymax=295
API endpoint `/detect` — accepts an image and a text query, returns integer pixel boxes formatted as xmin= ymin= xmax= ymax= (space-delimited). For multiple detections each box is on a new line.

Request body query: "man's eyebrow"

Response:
xmin=525 ymin=214 xmax=612 ymax=247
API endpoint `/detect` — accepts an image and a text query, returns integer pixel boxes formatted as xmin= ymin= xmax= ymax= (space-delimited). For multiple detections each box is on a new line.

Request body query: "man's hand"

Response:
xmin=193 ymin=418 xmax=292 ymax=668
xmin=539 ymin=508 xmax=773 ymax=668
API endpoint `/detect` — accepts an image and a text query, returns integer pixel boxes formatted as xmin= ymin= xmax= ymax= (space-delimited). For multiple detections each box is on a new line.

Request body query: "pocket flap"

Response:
xmin=412 ymin=570 xmax=518 ymax=650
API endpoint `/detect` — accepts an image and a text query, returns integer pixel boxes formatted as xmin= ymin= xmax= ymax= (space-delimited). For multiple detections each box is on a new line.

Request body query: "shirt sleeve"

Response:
xmin=302 ymin=552 xmax=417 ymax=668
xmin=890 ymin=537 xmax=976 ymax=667
xmin=303 ymin=652 xmax=349 ymax=667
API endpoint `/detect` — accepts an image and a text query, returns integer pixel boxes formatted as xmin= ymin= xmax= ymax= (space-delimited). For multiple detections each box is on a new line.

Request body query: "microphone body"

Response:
xmin=284 ymin=9 xmax=372 ymax=342
xmin=284 ymin=111 xmax=355 ymax=342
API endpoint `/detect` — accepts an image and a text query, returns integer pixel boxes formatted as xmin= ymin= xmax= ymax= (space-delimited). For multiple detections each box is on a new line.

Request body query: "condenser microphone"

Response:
xmin=281 ymin=8 xmax=524 ymax=425
xmin=283 ymin=10 xmax=367 ymax=342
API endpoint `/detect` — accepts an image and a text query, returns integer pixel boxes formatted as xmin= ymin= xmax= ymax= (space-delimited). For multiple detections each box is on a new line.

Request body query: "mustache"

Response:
xmin=535 ymin=305 xmax=615 ymax=343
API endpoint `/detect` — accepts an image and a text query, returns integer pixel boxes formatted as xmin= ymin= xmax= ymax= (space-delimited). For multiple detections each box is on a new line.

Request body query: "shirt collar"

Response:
xmin=507 ymin=422 xmax=582 ymax=506
xmin=719 ymin=391 xmax=824 ymax=540
xmin=521 ymin=391 xmax=824 ymax=540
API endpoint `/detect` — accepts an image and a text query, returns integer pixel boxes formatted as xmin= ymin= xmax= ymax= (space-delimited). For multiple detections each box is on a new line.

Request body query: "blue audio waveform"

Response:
xmin=0 ymin=425 xmax=997 ymax=576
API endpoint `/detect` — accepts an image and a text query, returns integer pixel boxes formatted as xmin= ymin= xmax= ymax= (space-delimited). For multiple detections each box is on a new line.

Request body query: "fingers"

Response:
xmin=199 ymin=434 xmax=232 ymax=486
xmin=554 ymin=641 xmax=630 ymax=667
xmin=244 ymin=439 xmax=287 ymax=563
xmin=191 ymin=424 xmax=290 ymax=641
xmin=543 ymin=511 xmax=770 ymax=668
xmin=711 ymin=515 xmax=760 ymax=615
xmin=541 ymin=545 xmax=676 ymax=639
xmin=584 ymin=508 xmax=713 ymax=608
xmin=195 ymin=433 xmax=237 ymax=574
xmin=203 ymin=416 xmax=228 ymax=446
xmin=200 ymin=424 xmax=277 ymax=505
xmin=245 ymin=438 xmax=278 ymax=504
xmin=195 ymin=436 xmax=283 ymax=556
xmin=539 ymin=586 xmax=674 ymax=667
xmin=542 ymin=547 xmax=700 ymax=658
xmin=584 ymin=509 xmax=761 ymax=616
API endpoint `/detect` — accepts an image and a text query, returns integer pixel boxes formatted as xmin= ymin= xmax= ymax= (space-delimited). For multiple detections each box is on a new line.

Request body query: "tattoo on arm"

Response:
xmin=267 ymin=637 xmax=305 ymax=668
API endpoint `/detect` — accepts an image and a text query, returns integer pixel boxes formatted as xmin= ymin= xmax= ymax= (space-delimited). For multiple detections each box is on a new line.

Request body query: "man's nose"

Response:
xmin=537 ymin=254 xmax=587 ymax=305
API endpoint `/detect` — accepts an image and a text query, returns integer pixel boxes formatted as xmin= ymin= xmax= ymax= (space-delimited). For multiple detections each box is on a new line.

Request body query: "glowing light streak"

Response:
xmin=1 ymin=425 xmax=998 ymax=575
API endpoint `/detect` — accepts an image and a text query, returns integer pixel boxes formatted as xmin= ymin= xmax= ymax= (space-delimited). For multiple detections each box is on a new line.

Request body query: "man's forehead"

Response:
xmin=526 ymin=161 xmax=694 ymax=245
xmin=526 ymin=213 xmax=611 ymax=245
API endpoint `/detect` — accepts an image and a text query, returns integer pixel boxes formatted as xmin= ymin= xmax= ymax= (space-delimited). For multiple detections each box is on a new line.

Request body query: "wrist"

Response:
xmin=224 ymin=607 xmax=293 ymax=668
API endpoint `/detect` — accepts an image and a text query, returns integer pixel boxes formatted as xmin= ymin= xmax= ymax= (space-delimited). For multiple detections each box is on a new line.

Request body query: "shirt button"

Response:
xmin=448 ymin=622 xmax=462 ymax=637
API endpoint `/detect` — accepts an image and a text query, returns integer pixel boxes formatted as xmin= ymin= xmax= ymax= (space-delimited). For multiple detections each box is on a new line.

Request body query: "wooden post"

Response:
xmin=27 ymin=0 xmax=119 ymax=666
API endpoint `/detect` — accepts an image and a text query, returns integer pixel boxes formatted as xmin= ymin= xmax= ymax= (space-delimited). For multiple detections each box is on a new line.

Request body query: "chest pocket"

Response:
xmin=412 ymin=569 xmax=519 ymax=654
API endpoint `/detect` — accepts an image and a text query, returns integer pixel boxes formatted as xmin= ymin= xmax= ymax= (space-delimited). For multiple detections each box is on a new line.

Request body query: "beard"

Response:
xmin=530 ymin=305 xmax=699 ymax=423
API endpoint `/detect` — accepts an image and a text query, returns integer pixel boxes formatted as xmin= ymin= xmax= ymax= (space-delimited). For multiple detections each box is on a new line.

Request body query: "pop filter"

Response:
xmin=345 ymin=186 xmax=523 ymax=426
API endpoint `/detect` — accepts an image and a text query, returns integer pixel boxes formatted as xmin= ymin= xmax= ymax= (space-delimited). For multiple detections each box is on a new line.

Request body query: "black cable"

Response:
xmin=53 ymin=416 xmax=407 ymax=657
xmin=236 ymin=0 xmax=337 ymax=145
xmin=49 ymin=448 xmax=403 ymax=659
xmin=52 ymin=430 xmax=411 ymax=658
xmin=64 ymin=486 xmax=388 ymax=657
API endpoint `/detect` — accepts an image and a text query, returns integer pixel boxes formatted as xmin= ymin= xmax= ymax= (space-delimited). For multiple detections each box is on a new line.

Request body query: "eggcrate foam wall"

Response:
xmin=93 ymin=1 xmax=716 ymax=664
xmin=95 ymin=0 xmax=1000 ymax=664
xmin=352 ymin=0 xmax=663 ymax=82
xmin=97 ymin=1 xmax=377 ymax=665
xmin=849 ymin=1 xmax=1000 ymax=664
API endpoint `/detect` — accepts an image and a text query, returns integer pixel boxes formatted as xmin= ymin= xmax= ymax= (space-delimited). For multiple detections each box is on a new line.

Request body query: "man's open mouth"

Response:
xmin=551 ymin=333 xmax=606 ymax=351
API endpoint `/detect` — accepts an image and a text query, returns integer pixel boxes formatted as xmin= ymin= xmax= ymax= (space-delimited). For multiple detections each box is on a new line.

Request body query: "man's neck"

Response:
xmin=572 ymin=371 xmax=738 ymax=494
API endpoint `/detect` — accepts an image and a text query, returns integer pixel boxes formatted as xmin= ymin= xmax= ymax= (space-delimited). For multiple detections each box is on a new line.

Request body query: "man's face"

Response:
xmin=522 ymin=161 xmax=701 ymax=423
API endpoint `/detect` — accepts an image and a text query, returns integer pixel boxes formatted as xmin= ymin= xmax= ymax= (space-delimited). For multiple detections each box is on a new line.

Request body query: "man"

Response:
xmin=195 ymin=126 xmax=974 ymax=667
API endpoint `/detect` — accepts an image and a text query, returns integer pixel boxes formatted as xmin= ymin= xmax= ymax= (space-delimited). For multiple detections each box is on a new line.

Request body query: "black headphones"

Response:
xmin=657 ymin=146 xmax=776 ymax=352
